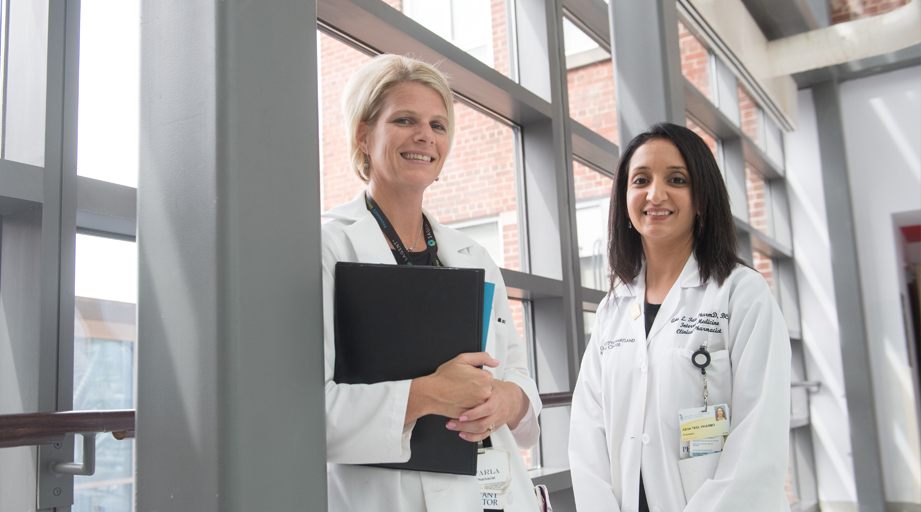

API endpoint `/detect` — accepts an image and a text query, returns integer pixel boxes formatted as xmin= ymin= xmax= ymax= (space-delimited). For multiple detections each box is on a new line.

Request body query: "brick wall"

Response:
xmin=567 ymin=60 xmax=619 ymax=144
xmin=679 ymin=21 xmax=711 ymax=100
xmin=745 ymin=166 xmax=769 ymax=235
xmin=738 ymin=85 xmax=760 ymax=147
xmin=752 ymin=250 xmax=775 ymax=293
xmin=830 ymin=0 xmax=908 ymax=23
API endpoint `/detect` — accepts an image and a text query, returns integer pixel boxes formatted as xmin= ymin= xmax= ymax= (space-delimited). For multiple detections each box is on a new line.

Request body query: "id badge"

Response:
xmin=478 ymin=448 xmax=511 ymax=509
xmin=678 ymin=404 xmax=730 ymax=459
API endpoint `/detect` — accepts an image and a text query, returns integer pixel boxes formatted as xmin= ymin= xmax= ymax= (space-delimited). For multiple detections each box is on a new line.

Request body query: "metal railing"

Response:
xmin=0 ymin=409 xmax=135 ymax=476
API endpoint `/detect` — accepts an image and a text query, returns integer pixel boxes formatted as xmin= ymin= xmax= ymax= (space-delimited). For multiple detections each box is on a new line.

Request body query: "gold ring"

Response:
xmin=487 ymin=423 xmax=495 ymax=433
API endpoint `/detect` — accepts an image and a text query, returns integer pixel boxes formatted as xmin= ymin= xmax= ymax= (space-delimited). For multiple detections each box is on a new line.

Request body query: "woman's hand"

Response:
xmin=445 ymin=379 xmax=529 ymax=443
xmin=405 ymin=352 xmax=499 ymax=425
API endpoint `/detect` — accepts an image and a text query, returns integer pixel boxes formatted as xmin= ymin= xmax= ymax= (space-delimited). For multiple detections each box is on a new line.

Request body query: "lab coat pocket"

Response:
xmin=677 ymin=451 xmax=720 ymax=502
xmin=660 ymin=349 xmax=733 ymax=430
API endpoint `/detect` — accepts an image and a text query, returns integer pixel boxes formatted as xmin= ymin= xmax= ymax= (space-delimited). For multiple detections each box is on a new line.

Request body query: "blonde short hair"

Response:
xmin=342 ymin=54 xmax=455 ymax=182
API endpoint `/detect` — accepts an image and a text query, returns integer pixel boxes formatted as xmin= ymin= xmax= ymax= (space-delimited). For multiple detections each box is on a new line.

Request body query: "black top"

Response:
xmin=640 ymin=301 xmax=661 ymax=512
xmin=391 ymin=248 xmax=437 ymax=266
xmin=644 ymin=302 xmax=661 ymax=337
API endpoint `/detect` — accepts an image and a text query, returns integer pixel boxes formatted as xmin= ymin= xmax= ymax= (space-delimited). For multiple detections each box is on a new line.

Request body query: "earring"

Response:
xmin=435 ymin=175 xmax=440 ymax=182
xmin=627 ymin=219 xmax=633 ymax=229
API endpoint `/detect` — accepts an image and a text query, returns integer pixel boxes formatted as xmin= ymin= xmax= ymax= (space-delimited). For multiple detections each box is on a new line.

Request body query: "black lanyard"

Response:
xmin=365 ymin=192 xmax=442 ymax=267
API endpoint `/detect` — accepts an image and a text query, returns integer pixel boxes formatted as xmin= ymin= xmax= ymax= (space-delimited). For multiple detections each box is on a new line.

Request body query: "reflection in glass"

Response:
xmin=573 ymin=161 xmax=613 ymax=291
xmin=745 ymin=166 xmax=772 ymax=236
xmin=738 ymin=84 xmax=762 ymax=148
xmin=77 ymin=0 xmax=140 ymax=187
xmin=679 ymin=20 xmax=711 ymax=101
xmin=752 ymin=250 xmax=775 ymax=296
xmin=564 ymin=18 xmax=618 ymax=144
xmin=74 ymin=235 xmax=137 ymax=512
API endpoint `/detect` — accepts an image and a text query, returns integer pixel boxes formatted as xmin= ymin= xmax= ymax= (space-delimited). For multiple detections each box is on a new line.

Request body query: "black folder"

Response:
xmin=333 ymin=262 xmax=486 ymax=475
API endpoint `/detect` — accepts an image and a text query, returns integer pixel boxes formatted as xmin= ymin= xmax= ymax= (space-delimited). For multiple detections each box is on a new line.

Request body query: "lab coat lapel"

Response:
xmin=328 ymin=193 xmax=395 ymax=265
xmin=646 ymin=253 xmax=702 ymax=341
xmin=426 ymin=211 xmax=478 ymax=269
xmin=614 ymin=268 xmax=649 ymax=344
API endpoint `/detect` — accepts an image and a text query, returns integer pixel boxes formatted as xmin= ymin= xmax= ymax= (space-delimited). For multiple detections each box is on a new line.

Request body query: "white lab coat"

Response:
xmin=569 ymin=254 xmax=791 ymax=512
xmin=322 ymin=193 xmax=542 ymax=512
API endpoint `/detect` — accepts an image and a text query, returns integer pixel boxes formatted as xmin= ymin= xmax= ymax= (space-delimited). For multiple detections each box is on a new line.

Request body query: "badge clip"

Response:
xmin=691 ymin=344 xmax=711 ymax=412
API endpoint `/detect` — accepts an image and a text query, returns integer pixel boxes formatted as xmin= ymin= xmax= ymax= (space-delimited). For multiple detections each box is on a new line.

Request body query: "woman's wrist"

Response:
xmin=496 ymin=380 xmax=529 ymax=430
xmin=405 ymin=376 xmax=432 ymax=425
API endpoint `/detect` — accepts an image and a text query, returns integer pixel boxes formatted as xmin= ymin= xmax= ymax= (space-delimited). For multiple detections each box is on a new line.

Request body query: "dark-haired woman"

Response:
xmin=569 ymin=123 xmax=791 ymax=512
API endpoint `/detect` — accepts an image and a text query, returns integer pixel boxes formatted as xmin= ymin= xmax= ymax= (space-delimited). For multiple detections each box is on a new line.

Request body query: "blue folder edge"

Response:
xmin=482 ymin=282 xmax=495 ymax=351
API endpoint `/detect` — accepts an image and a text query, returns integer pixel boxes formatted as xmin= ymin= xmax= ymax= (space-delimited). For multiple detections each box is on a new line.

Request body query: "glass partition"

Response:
xmin=400 ymin=0 xmax=515 ymax=80
xmin=73 ymin=234 xmax=137 ymax=512
xmin=678 ymin=20 xmax=711 ymax=102
xmin=573 ymin=161 xmax=613 ymax=291
xmin=76 ymin=0 xmax=141 ymax=188
xmin=564 ymin=17 xmax=618 ymax=144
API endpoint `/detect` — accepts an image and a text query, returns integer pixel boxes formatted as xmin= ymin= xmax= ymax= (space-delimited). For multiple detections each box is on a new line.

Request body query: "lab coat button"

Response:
xmin=640 ymin=362 xmax=647 ymax=372
xmin=641 ymin=434 xmax=650 ymax=444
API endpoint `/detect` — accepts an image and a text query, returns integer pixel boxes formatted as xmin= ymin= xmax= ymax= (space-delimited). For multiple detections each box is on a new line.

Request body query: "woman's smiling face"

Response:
xmin=358 ymin=81 xmax=450 ymax=195
xmin=626 ymin=139 xmax=697 ymax=248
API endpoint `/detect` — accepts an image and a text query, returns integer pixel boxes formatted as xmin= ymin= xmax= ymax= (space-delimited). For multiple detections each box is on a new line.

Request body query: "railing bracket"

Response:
xmin=52 ymin=432 xmax=96 ymax=476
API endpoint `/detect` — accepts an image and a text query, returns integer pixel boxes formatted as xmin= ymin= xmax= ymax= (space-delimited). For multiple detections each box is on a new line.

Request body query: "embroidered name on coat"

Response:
xmin=600 ymin=338 xmax=635 ymax=355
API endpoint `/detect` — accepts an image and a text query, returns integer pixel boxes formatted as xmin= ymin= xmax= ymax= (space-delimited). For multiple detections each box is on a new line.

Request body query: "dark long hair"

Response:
xmin=607 ymin=122 xmax=745 ymax=289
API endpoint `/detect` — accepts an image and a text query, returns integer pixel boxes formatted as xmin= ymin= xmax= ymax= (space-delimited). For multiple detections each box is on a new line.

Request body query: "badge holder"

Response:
xmin=691 ymin=343 xmax=710 ymax=412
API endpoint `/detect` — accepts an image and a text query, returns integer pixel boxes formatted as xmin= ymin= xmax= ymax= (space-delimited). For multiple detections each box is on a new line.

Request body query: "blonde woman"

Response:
xmin=322 ymin=54 xmax=542 ymax=512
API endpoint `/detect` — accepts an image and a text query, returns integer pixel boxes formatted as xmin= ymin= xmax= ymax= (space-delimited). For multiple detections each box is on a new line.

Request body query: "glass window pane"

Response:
xmin=686 ymin=117 xmax=721 ymax=167
xmin=745 ymin=165 xmax=772 ymax=236
xmin=318 ymin=31 xmax=373 ymax=212
xmin=3 ymin=0 xmax=47 ymax=166
xmin=508 ymin=298 xmax=539 ymax=469
xmin=786 ymin=432 xmax=800 ymax=506
xmin=752 ymin=250 xmax=775 ymax=296
xmin=584 ymin=310 xmax=597 ymax=347
xmin=678 ymin=20 xmax=711 ymax=102
xmin=737 ymin=83 xmax=762 ymax=148
xmin=764 ymin=114 xmax=784 ymax=164
xmin=564 ymin=18 xmax=618 ymax=144
xmin=573 ymin=161 xmax=613 ymax=291
xmin=76 ymin=0 xmax=140 ymax=188
xmin=74 ymin=234 xmax=137 ymax=512
xmin=423 ymin=102 xmax=522 ymax=270
xmin=401 ymin=0 xmax=514 ymax=79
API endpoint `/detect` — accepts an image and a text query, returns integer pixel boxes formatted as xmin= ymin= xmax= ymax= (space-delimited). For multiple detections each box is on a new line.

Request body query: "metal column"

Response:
xmin=608 ymin=0 xmax=685 ymax=146
xmin=137 ymin=0 xmax=327 ymax=510
xmin=812 ymin=78 xmax=886 ymax=512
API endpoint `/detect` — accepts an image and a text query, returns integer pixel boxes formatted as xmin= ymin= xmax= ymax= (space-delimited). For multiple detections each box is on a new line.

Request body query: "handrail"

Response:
xmin=0 ymin=409 xmax=135 ymax=449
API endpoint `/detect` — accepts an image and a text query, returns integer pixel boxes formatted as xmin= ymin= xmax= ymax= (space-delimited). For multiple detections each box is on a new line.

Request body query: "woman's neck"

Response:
xmin=367 ymin=182 xmax=425 ymax=250
xmin=642 ymin=236 xmax=693 ymax=304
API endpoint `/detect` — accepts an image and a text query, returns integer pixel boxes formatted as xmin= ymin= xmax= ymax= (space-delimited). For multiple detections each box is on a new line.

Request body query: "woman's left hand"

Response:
xmin=445 ymin=379 xmax=529 ymax=442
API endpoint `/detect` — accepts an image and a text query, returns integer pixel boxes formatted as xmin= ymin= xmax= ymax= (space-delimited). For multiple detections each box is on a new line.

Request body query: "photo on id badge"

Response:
xmin=678 ymin=404 xmax=730 ymax=458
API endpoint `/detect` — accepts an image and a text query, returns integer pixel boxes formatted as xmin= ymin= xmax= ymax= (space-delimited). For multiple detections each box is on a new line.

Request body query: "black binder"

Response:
xmin=333 ymin=262 xmax=486 ymax=475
